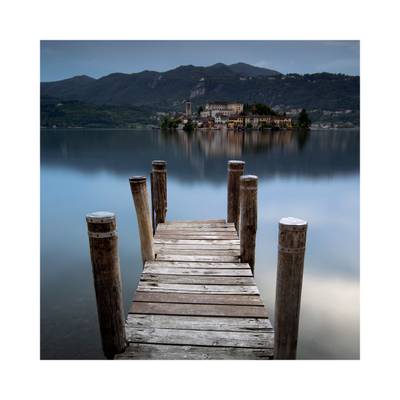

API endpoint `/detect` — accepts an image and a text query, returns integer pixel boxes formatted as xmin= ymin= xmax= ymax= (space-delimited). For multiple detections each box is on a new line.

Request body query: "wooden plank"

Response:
xmin=143 ymin=266 xmax=252 ymax=276
xmin=154 ymin=235 xmax=238 ymax=240
xmin=140 ymin=274 xmax=255 ymax=286
xmin=127 ymin=314 xmax=273 ymax=331
xmin=154 ymin=230 xmax=239 ymax=240
xmin=156 ymin=254 xmax=239 ymax=262
xmin=115 ymin=343 xmax=273 ymax=359
xmin=154 ymin=239 xmax=240 ymax=245
xmin=137 ymin=282 xmax=259 ymax=294
xmin=155 ymin=235 xmax=239 ymax=241
xmin=162 ymin=219 xmax=227 ymax=225
xmin=154 ymin=243 xmax=240 ymax=250
xmin=155 ymin=248 xmax=240 ymax=256
xmin=157 ymin=226 xmax=237 ymax=232
xmin=158 ymin=229 xmax=237 ymax=234
xmin=144 ymin=261 xmax=250 ymax=269
xmin=130 ymin=302 xmax=268 ymax=318
xmin=126 ymin=327 xmax=273 ymax=348
xmin=133 ymin=292 xmax=264 ymax=306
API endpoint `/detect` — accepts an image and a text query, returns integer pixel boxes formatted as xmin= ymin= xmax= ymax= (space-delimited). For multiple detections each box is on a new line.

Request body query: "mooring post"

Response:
xmin=129 ymin=176 xmax=155 ymax=264
xmin=274 ymin=217 xmax=308 ymax=360
xmin=227 ymin=160 xmax=245 ymax=232
xmin=86 ymin=211 xmax=126 ymax=359
xmin=239 ymin=175 xmax=258 ymax=274
xmin=151 ymin=160 xmax=167 ymax=233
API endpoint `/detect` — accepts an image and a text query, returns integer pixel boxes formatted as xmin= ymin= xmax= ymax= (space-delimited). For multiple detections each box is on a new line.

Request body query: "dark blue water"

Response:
xmin=41 ymin=129 xmax=359 ymax=359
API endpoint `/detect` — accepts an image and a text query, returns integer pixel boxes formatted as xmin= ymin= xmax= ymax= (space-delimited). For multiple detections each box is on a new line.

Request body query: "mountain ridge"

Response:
xmin=41 ymin=62 xmax=360 ymax=127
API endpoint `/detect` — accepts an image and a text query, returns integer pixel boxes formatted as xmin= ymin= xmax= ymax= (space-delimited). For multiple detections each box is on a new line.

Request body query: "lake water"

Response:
xmin=40 ymin=128 xmax=359 ymax=360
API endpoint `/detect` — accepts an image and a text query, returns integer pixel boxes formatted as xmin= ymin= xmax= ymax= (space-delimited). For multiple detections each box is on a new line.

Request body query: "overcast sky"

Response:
xmin=41 ymin=40 xmax=359 ymax=82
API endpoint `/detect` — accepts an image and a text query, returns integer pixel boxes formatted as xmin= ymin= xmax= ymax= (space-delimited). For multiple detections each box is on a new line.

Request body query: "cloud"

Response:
xmin=254 ymin=60 xmax=275 ymax=69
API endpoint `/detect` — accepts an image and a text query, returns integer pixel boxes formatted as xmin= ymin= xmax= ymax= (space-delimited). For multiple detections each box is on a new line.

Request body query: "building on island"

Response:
xmin=244 ymin=115 xmax=293 ymax=129
xmin=205 ymin=102 xmax=244 ymax=114
xmin=200 ymin=102 xmax=244 ymax=118
xmin=162 ymin=100 xmax=293 ymax=131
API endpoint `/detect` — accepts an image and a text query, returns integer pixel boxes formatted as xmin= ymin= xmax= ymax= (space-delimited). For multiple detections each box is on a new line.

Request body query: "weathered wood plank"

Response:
xmin=155 ymin=235 xmax=239 ymax=241
xmin=154 ymin=243 xmax=240 ymax=250
xmin=156 ymin=230 xmax=238 ymax=236
xmin=130 ymin=302 xmax=268 ymax=318
xmin=145 ymin=261 xmax=250 ymax=269
xmin=133 ymin=291 xmax=264 ymax=306
xmin=155 ymin=248 xmax=240 ymax=256
xmin=115 ymin=343 xmax=273 ymax=359
xmin=154 ymin=239 xmax=240 ymax=245
xmin=143 ymin=266 xmax=252 ymax=276
xmin=157 ymin=225 xmax=235 ymax=230
xmin=127 ymin=314 xmax=273 ymax=331
xmin=137 ymin=282 xmax=259 ymax=294
xmin=126 ymin=327 xmax=273 ymax=348
xmin=162 ymin=219 xmax=227 ymax=225
xmin=156 ymin=254 xmax=239 ymax=262
xmin=154 ymin=234 xmax=238 ymax=240
xmin=140 ymin=274 xmax=255 ymax=285
xmin=157 ymin=226 xmax=236 ymax=232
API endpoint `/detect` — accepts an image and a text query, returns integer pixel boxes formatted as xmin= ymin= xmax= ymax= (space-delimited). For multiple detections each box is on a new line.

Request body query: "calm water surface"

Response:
xmin=41 ymin=129 xmax=359 ymax=359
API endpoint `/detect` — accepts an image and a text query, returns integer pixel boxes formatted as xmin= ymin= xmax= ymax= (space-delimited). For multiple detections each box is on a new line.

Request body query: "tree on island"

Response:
xmin=183 ymin=120 xmax=196 ymax=133
xmin=253 ymin=103 xmax=277 ymax=116
xmin=161 ymin=115 xmax=180 ymax=130
xmin=297 ymin=109 xmax=311 ymax=129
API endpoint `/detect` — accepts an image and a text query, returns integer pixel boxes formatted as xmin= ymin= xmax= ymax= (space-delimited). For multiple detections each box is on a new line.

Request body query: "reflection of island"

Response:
xmin=41 ymin=129 xmax=359 ymax=182
xmin=160 ymin=130 xmax=299 ymax=159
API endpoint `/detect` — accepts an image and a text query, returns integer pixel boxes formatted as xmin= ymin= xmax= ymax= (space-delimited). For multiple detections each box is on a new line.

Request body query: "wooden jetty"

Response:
xmin=86 ymin=160 xmax=308 ymax=360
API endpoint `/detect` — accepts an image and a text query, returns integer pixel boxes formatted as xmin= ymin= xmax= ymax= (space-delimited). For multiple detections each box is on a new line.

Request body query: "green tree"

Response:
xmin=183 ymin=120 xmax=196 ymax=132
xmin=297 ymin=109 xmax=311 ymax=129
xmin=160 ymin=115 xmax=181 ymax=130
xmin=254 ymin=103 xmax=277 ymax=116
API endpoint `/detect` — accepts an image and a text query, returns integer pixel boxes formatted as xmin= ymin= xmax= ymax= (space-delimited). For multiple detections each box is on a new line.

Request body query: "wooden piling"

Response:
xmin=86 ymin=211 xmax=126 ymax=359
xmin=274 ymin=217 xmax=308 ymax=360
xmin=239 ymin=175 xmax=258 ymax=274
xmin=227 ymin=160 xmax=245 ymax=231
xmin=129 ymin=176 xmax=155 ymax=264
xmin=151 ymin=160 xmax=167 ymax=233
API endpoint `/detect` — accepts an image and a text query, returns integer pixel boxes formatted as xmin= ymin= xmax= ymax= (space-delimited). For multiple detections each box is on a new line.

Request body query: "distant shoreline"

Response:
xmin=40 ymin=126 xmax=359 ymax=132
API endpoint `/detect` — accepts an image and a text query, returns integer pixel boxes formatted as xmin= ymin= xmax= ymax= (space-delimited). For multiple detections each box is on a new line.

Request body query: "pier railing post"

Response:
xmin=129 ymin=176 xmax=155 ymax=264
xmin=239 ymin=175 xmax=258 ymax=274
xmin=86 ymin=211 xmax=126 ymax=359
xmin=227 ymin=160 xmax=245 ymax=232
xmin=274 ymin=217 xmax=308 ymax=360
xmin=151 ymin=160 xmax=167 ymax=233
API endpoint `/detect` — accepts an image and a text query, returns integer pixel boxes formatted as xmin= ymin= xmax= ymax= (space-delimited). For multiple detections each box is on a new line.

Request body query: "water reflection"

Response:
xmin=41 ymin=128 xmax=359 ymax=359
xmin=42 ymin=129 xmax=359 ymax=180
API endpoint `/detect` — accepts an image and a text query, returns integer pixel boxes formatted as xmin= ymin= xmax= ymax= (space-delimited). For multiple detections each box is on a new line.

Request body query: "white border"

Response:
xmin=1 ymin=0 xmax=399 ymax=399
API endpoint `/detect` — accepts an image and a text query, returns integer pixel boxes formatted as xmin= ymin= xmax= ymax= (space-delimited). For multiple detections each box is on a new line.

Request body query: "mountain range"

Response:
xmin=41 ymin=62 xmax=360 ymax=128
